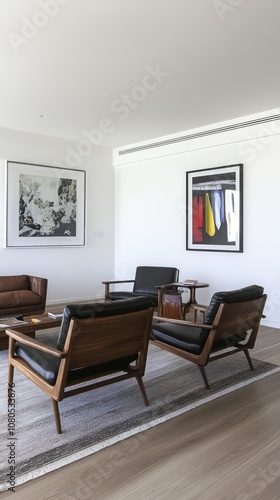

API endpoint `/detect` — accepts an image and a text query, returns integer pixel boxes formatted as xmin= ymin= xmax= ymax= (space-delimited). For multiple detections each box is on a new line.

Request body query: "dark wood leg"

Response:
xmin=157 ymin=288 xmax=164 ymax=316
xmin=198 ymin=365 xmax=210 ymax=389
xmin=244 ymin=349 xmax=254 ymax=370
xmin=8 ymin=337 xmax=15 ymax=384
xmin=182 ymin=287 xmax=198 ymax=320
xmin=136 ymin=377 xmax=149 ymax=406
xmin=8 ymin=363 xmax=14 ymax=385
xmin=104 ymin=283 xmax=109 ymax=301
xmin=51 ymin=399 xmax=62 ymax=434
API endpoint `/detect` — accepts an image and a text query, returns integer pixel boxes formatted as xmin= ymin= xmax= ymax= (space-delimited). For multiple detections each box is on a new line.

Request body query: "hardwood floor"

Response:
xmin=1 ymin=326 xmax=280 ymax=499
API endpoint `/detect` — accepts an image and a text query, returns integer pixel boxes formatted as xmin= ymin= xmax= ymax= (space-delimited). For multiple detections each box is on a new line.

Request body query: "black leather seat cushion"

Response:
xmin=150 ymin=323 xmax=205 ymax=355
xmin=15 ymin=336 xmax=59 ymax=386
xmin=150 ymin=323 xmax=247 ymax=355
xmin=15 ymin=297 xmax=153 ymax=386
xmin=15 ymin=341 xmax=138 ymax=387
xmin=107 ymin=291 xmax=158 ymax=305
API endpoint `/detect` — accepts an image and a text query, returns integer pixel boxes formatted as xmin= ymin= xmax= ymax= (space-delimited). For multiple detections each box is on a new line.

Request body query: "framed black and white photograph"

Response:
xmin=186 ymin=164 xmax=243 ymax=252
xmin=5 ymin=161 xmax=86 ymax=247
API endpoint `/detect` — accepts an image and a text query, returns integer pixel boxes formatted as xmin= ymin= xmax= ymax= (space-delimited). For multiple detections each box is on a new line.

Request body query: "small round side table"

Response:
xmin=171 ymin=282 xmax=209 ymax=321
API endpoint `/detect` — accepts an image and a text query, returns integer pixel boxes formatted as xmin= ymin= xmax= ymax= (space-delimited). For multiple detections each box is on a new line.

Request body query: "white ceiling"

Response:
xmin=1 ymin=0 xmax=280 ymax=148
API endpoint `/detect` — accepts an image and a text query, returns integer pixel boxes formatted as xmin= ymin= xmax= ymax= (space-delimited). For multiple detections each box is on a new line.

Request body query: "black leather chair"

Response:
xmin=150 ymin=285 xmax=267 ymax=389
xmin=102 ymin=266 xmax=179 ymax=309
xmin=7 ymin=297 xmax=154 ymax=433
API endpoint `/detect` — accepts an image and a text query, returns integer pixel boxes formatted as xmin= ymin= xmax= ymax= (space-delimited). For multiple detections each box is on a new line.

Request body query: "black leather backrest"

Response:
xmin=203 ymin=285 xmax=264 ymax=325
xmin=57 ymin=296 xmax=153 ymax=351
xmin=133 ymin=266 xmax=179 ymax=296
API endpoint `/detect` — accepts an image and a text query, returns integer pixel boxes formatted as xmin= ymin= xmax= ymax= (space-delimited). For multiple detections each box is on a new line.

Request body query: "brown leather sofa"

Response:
xmin=0 ymin=274 xmax=48 ymax=317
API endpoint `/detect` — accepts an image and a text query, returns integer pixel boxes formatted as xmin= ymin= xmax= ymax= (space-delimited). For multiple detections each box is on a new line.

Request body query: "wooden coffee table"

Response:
xmin=0 ymin=313 xmax=62 ymax=350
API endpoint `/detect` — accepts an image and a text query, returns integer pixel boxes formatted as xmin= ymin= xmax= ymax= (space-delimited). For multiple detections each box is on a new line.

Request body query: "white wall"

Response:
xmin=0 ymin=129 xmax=115 ymax=304
xmin=113 ymin=111 xmax=280 ymax=328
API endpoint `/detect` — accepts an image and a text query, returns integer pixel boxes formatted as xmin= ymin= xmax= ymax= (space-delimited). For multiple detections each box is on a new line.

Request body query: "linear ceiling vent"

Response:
xmin=118 ymin=114 xmax=280 ymax=156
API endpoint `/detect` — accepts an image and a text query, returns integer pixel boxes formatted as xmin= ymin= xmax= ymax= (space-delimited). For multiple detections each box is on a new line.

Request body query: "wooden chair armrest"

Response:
xmin=153 ymin=316 xmax=212 ymax=329
xmin=6 ymin=329 xmax=65 ymax=358
xmin=102 ymin=279 xmax=135 ymax=285
xmin=102 ymin=279 xmax=135 ymax=300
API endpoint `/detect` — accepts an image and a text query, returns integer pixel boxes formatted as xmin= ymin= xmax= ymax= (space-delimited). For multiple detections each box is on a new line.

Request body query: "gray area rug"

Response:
xmin=0 ymin=341 xmax=279 ymax=491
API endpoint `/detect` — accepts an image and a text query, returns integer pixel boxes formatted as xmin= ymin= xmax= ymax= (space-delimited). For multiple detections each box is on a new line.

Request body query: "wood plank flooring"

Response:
xmin=1 ymin=325 xmax=280 ymax=499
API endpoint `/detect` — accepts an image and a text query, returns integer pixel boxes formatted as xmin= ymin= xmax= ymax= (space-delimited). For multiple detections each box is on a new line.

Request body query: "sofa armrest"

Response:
xmin=28 ymin=276 xmax=48 ymax=307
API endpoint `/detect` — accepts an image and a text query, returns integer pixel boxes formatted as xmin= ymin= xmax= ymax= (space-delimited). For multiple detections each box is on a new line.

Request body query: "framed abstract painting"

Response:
xmin=186 ymin=164 xmax=243 ymax=252
xmin=5 ymin=161 xmax=86 ymax=247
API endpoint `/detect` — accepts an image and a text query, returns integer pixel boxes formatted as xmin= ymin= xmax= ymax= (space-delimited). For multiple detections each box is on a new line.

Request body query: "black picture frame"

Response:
xmin=5 ymin=160 xmax=86 ymax=247
xmin=186 ymin=164 xmax=243 ymax=252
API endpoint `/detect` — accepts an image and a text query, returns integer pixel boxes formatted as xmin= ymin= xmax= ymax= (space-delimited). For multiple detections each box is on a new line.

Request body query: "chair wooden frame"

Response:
xmin=7 ymin=306 xmax=154 ymax=433
xmin=103 ymin=279 xmax=135 ymax=300
xmin=151 ymin=295 xmax=267 ymax=389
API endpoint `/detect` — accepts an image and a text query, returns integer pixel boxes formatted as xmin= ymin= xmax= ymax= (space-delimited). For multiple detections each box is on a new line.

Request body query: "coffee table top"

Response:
xmin=0 ymin=313 xmax=62 ymax=332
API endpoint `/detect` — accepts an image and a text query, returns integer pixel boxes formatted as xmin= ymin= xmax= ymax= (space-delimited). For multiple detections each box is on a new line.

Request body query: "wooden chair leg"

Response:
xmin=104 ymin=283 xmax=110 ymax=301
xmin=136 ymin=377 xmax=149 ymax=406
xmin=198 ymin=365 xmax=210 ymax=389
xmin=8 ymin=363 xmax=14 ymax=385
xmin=243 ymin=348 xmax=254 ymax=370
xmin=51 ymin=399 xmax=62 ymax=434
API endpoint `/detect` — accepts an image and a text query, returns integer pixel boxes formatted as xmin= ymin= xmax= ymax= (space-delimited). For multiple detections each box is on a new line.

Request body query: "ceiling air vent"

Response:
xmin=118 ymin=114 xmax=280 ymax=156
